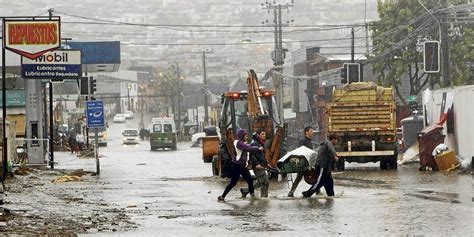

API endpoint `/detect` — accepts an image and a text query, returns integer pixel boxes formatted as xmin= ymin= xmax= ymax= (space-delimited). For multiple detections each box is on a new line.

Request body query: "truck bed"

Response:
xmin=328 ymin=83 xmax=396 ymax=134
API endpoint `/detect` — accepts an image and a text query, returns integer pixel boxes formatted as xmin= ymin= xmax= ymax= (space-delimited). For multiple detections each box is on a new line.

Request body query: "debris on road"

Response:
xmin=52 ymin=175 xmax=83 ymax=183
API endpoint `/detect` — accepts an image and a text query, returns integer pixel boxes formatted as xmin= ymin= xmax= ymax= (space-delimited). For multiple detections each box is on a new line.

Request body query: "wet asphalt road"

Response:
xmin=52 ymin=117 xmax=472 ymax=236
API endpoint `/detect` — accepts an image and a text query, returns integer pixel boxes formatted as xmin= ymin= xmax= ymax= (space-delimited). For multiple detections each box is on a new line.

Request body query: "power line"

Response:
xmin=55 ymin=10 xmax=367 ymax=29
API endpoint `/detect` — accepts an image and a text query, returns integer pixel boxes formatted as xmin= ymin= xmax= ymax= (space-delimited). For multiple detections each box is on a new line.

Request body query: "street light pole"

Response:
xmin=127 ymin=83 xmax=131 ymax=112
xmin=140 ymin=85 xmax=144 ymax=129
xmin=1 ymin=19 xmax=7 ymax=182
xmin=202 ymin=51 xmax=209 ymax=127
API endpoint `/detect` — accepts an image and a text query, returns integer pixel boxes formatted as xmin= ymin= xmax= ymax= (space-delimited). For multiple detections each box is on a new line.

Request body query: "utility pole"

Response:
xmin=202 ymin=52 xmax=208 ymax=127
xmin=140 ymin=84 xmax=144 ymax=129
xmin=202 ymin=51 xmax=209 ymax=127
xmin=351 ymin=27 xmax=355 ymax=63
xmin=262 ymin=0 xmax=294 ymax=122
xmin=48 ymin=8 xmax=54 ymax=169
xmin=440 ymin=8 xmax=450 ymax=87
xmin=175 ymin=62 xmax=182 ymax=140
xmin=364 ymin=0 xmax=370 ymax=55
xmin=417 ymin=0 xmax=449 ymax=87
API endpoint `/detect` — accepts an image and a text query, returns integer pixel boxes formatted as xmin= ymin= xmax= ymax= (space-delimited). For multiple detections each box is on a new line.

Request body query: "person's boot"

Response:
xmin=302 ymin=191 xmax=312 ymax=198
xmin=261 ymin=185 xmax=269 ymax=198
xmin=250 ymin=193 xmax=258 ymax=200
xmin=217 ymin=196 xmax=225 ymax=202
xmin=240 ymin=188 xmax=248 ymax=198
xmin=287 ymin=191 xmax=294 ymax=197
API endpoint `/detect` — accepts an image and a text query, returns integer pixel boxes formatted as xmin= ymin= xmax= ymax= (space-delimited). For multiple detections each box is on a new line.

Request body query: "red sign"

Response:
xmin=3 ymin=19 xmax=61 ymax=59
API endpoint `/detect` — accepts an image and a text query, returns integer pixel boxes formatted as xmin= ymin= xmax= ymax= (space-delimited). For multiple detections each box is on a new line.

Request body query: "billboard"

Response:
xmin=21 ymin=50 xmax=82 ymax=79
xmin=3 ymin=18 xmax=61 ymax=60
xmin=68 ymin=41 xmax=120 ymax=72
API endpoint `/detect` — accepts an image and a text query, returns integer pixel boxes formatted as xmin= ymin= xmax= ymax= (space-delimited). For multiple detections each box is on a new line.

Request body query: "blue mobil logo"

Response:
xmin=86 ymin=101 xmax=105 ymax=128
xmin=21 ymin=50 xmax=82 ymax=79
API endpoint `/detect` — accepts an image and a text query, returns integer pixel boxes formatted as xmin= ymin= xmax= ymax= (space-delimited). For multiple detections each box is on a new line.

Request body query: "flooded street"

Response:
xmin=2 ymin=118 xmax=471 ymax=236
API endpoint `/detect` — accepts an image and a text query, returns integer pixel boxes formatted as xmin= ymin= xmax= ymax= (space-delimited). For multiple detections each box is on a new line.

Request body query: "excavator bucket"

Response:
xmin=265 ymin=126 xmax=285 ymax=168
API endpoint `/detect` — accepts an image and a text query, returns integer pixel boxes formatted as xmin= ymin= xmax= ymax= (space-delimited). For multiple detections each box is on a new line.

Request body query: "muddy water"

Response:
xmin=2 ymin=119 xmax=471 ymax=236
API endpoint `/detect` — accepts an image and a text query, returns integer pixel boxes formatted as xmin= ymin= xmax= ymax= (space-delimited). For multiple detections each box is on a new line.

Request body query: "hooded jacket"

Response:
xmin=317 ymin=139 xmax=337 ymax=169
xmin=233 ymin=129 xmax=261 ymax=165
xmin=250 ymin=135 xmax=267 ymax=168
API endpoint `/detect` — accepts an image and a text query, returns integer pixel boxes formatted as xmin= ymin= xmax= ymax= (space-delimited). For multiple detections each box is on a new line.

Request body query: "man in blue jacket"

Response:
xmin=218 ymin=129 xmax=263 ymax=202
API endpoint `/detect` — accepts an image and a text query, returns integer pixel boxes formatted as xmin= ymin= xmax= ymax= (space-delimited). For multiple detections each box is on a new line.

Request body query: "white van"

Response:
xmin=149 ymin=117 xmax=177 ymax=150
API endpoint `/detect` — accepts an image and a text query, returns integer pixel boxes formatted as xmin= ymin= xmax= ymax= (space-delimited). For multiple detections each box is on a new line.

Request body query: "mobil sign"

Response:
xmin=3 ymin=18 xmax=60 ymax=59
xmin=21 ymin=50 xmax=82 ymax=79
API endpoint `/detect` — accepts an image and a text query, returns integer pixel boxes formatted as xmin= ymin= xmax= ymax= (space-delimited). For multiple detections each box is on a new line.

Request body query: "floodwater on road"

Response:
xmin=2 ymin=118 xmax=472 ymax=236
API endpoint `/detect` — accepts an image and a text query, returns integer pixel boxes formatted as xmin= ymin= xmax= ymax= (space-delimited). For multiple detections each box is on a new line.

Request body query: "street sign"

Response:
xmin=21 ymin=50 xmax=82 ymax=79
xmin=85 ymin=100 xmax=105 ymax=128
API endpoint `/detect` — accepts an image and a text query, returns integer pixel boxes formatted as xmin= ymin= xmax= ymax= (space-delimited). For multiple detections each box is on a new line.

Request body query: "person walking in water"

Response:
xmin=240 ymin=128 xmax=269 ymax=198
xmin=302 ymin=134 xmax=339 ymax=197
xmin=288 ymin=126 xmax=314 ymax=197
xmin=218 ymin=129 xmax=263 ymax=202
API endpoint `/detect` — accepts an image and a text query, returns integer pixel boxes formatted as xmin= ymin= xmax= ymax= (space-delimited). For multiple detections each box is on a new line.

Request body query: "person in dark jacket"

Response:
xmin=68 ymin=132 xmax=77 ymax=154
xmin=302 ymin=134 xmax=339 ymax=197
xmin=218 ymin=129 xmax=263 ymax=202
xmin=240 ymin=128 xmax=269 ymax=198
xmin=288 ymin=126 xmax=314 ymax=197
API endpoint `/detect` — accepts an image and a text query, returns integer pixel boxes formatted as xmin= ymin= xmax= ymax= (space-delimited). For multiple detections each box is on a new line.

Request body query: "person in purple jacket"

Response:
xmin=218 ymin=129 xmax=263 ymax=202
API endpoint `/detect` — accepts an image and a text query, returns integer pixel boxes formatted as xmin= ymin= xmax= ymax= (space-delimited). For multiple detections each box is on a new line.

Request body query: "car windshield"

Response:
xmin=123 ymin=130 xmax=138 ymax=136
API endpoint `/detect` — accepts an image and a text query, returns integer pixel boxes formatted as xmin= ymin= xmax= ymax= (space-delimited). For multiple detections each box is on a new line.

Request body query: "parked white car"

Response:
xmin=191 ymin=127 xmax=221 ymax=147
xmin=122 ymin=129 xmax=139 ymax=144
xmin=124 ymin=111 xmax=134 ymax=119
xmin=113 ymin=114 xmax=126 ymax=123
xmin=89 ymin=130 xmax=108 ymax=146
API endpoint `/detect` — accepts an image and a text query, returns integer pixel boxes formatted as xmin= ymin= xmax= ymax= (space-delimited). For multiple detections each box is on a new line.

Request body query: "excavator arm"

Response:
xmin=246 ymin=69 xmax=285 ymax=168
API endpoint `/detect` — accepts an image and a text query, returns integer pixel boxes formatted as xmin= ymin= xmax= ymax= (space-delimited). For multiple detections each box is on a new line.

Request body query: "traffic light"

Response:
xmin=342 ymin=63 xmax=362 ymax=84
xmin=347 ymin=63 xmax=361 ymax=83
xmin=80 ymin=77 xmax=89 ymax=95
xmin=423 ymin=41 xmax=440 ymax=73
xmin=89 ymin=77 xmax=97 ymax=94
xmin=340 ymin=64 xmax=348 ymax=84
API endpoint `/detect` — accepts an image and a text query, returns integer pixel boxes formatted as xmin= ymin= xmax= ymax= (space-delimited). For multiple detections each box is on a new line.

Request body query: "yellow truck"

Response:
xmin=327 ymin=82 xmax=397 ymax=170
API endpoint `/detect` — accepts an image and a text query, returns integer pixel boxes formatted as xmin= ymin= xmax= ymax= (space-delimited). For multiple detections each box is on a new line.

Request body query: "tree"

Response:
xmin=370 ymin=0 xmax=473 ymax=105
xmin=155 ymin=65 xmax=183 ymax=117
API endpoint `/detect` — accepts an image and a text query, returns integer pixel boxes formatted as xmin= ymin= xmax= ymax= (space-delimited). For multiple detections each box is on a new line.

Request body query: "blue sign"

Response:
xmin=21 ymin=50 xmax=82 ymax=79
xmin=86 ymin=101 xmax=105 ymax=128
xmin=67 ymin=41 xmax=121 ymax=64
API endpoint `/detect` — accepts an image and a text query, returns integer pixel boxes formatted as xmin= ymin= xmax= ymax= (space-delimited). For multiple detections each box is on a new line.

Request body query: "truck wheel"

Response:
xmin=379 ymin=158 xmax=388 ymax=170
xmin=388 ymin=156 xmax=398 ymax=170
xmin=336 ymin=157 xmax=345 ymax=171
xmin=388 ymin=149 xmax=398 ymax=170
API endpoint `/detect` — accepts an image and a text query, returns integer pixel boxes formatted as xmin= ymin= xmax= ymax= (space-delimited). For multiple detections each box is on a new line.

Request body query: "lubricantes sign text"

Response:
xmin=3 ymin=19 xmax=61 ymax=59
xmin=22 ymin=50 xmax=81 ymax=80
